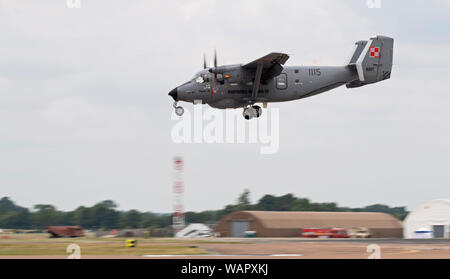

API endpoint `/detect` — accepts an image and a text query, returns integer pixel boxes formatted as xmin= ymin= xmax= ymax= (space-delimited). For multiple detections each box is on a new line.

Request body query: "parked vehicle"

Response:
xmin=348 ymin=227 xmax=372 ymax=238
xmin=301 ymin=228 xmax=349 ymax=238
xmin=47 ymin=226 xmax=84 ymax=237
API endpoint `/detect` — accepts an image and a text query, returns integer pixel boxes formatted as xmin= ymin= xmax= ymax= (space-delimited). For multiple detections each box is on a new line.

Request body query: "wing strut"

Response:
xmin=251 ymin=63 xmax=264 ymax=101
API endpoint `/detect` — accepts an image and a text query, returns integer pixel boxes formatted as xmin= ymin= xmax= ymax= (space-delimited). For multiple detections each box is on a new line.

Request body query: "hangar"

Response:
xmin=216 ymin=211 xmax=403 ymax=238
xmin=404 ymin=199 xmax=450 ymax=239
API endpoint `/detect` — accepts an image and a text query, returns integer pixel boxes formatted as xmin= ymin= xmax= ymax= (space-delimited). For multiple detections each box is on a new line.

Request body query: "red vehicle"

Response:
xmin=301 ymin=228 xmax=349 ymax=238
xmin=47 ymin=226 xmax=84 ymax=238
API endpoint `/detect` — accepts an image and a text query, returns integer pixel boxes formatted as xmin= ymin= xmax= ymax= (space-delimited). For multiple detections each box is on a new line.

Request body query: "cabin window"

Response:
xmin=294 ymin=69 xmax=299 ymax=74
xmin=195 ymin=76 xmax=204 ymax=83
xmin=276 ymin=73 xmax=287 ymax=89
xmin=202 ymin=74 xmax=210 ymax=82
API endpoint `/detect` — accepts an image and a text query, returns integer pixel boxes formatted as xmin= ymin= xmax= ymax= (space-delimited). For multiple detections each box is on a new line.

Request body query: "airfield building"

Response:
xmin=216 ymin=211 xmax=403 ymax=238
xmin=404 ymin=199 xmax=450 ymax=239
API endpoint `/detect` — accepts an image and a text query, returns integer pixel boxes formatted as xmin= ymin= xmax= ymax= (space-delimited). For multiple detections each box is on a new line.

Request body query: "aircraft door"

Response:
xmin=276 ymin=73 xmax=287 ymax=90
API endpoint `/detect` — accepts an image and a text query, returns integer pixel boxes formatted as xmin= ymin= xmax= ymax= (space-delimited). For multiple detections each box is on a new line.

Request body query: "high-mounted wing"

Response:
xmin=242 ymin=52 xmax=289 ymax=101
xmin=242 ymin=52 xmax=289 ymax=70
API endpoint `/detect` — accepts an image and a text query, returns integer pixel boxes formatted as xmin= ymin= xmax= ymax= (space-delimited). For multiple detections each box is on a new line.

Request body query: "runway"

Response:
xmin=171 ymin=238 xmax=450 ymax=259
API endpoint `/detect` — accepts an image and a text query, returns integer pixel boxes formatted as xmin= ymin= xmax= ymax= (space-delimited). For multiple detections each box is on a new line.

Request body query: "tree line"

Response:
xmin=0 ymin=191 xmax=408 ymax=230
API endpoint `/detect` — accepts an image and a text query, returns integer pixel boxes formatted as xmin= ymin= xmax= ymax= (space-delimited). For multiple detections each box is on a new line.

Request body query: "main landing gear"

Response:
xmin=242 ymin=105 xmax=262 ymax=120
xmin=172 ymin=102 xmax=262 ymax=120
xmin=173 ymin=102 xmax=184 ymax=116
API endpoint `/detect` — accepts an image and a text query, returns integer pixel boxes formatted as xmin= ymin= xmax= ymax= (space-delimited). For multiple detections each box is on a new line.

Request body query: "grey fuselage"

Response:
xmin=174 ymin=65 xmax=358 ymax=109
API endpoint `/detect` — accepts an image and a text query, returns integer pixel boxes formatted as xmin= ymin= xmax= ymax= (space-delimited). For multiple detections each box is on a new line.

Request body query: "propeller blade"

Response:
xmin=203 ymin=53 xmax=207 ymax=69
xmin=214 ymin=49 xmax=217 ymax=68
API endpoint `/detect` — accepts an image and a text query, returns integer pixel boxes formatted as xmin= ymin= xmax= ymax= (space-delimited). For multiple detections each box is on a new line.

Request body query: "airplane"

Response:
xmin=169 ymin=35 xmax=393 ymax=120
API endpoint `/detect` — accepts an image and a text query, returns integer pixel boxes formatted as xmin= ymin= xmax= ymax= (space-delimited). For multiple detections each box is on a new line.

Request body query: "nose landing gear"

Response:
xmin=173 ymin=102 xmax=184 ymax=116
xmin=242 ymin=105 xmax=262 ymax=120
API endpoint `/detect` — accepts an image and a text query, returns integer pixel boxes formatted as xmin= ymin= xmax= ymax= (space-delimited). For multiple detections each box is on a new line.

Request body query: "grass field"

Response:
xmin=0 ymin=233 xmax=209 ymax=256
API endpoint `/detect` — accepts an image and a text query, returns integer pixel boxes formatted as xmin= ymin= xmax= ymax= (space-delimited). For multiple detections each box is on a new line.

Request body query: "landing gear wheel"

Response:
xmin=242 ymin=105 xmax=262 ymax=120
xmin=175 ymin=106 xmax=184 ymax=116
xmin=253 ymin=105 xmax=262 ymax=117
xmin=242 ymin=107 xmax=252 ymax=120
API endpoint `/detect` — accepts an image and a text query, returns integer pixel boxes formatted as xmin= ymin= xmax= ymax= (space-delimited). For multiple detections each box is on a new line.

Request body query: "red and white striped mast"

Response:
xmin=172 ymin=157 xmax=185 ymax=235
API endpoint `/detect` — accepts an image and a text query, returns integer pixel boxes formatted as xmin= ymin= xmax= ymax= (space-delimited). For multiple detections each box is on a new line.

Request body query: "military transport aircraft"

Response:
xmin=169 ymin=35 xmax=393 ymax=120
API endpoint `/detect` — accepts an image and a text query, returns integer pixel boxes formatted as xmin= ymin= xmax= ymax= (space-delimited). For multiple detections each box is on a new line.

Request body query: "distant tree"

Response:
xmin=96 ymin=200 xmax=118 ymax=210
xmin=256 ymin=195 xmax=276 ymax=210
xmin=61 ymin=211 xmax=75 ymax=226
xmin=185 ymin=210 xmax=218 ymax=224
xmin=90 ymin=201 xmax=119 ymax=229
xmin=0 ymin=197 xmax=23 ymax=214
xmin=275 ymin=194 xmax=296 ymax=211
xmin=141 ymin=212 xmax=160 ymax=228
xmin=291 ymin=198 xmax=312 ymax=211
xmin=6 ymin=209 xmax=32 ymax=229
xmin=0 ymin=194 xmax=410 ymax=230
xmin=141 ymin=212 xmax=172 ymax=228
xmin=32 ymin=204 xmax=61 ymax=228
xmin=73 ymin=206 xmax=91 ymax=228
xmin=237 ymin=189 xmax=251 ymax=206
xmin=356 ymin=204 xmax=408 ymax=220
xmin=119 ymin=210 xmax=142 ymax=228
xmin=15 ymin=209 xmax=32 ymax=228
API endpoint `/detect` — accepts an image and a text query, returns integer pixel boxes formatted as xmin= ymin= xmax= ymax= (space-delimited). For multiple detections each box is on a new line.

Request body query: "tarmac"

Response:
xmin=161 ymin=238 xmax=450 ymax=259
xmin=1 ymin=238 xmax=450 ymax=259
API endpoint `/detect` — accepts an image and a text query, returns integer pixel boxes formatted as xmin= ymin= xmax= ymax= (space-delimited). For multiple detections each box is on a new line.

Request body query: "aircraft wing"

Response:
xmin=242 ymin=52 xmax=289 ymax=70
xmin=242 ymin=52 xmax=289 ymax=101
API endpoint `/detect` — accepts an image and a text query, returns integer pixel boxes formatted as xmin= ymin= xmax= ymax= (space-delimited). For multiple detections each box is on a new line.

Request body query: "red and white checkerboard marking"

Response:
xmin=370 ymin=47 xmax=380 ymax=58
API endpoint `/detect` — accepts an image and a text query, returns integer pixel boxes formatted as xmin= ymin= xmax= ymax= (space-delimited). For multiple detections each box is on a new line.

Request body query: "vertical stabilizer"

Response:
xmin=347 ymin=35 xmax=394 ymax=88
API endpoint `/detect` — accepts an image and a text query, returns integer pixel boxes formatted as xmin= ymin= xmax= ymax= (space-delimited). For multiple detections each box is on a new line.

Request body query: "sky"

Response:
xmin=0 ymin=0 xmax=450 ymax=213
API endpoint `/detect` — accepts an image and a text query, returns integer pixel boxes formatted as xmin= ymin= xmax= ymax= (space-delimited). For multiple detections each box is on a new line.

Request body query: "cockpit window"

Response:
xmin=191 ymin=72 xmax=209 ymax=84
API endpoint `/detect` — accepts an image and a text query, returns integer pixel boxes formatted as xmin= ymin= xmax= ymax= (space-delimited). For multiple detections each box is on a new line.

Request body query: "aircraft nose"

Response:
xmin=168 ymin=87 xmax=178 ymax=101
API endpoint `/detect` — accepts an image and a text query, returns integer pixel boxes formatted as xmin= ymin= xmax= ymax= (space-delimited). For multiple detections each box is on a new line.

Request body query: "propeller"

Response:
xmin=202 ymin=50 xmax=217 ymax=69
xmin=203 ymin=49 xmax=217 ymax=77
xmin=203 ymin=50 xmax=217 ymax=69
xmin=203 ymin=53 xmax=207 ymax=69
xmin=205 ymin=50 xmax=218 ymax=76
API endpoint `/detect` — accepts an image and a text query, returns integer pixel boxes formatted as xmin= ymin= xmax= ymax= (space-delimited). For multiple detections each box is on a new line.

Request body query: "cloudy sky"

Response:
xmin=1 ymin=0 xmax=449 ymax=213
